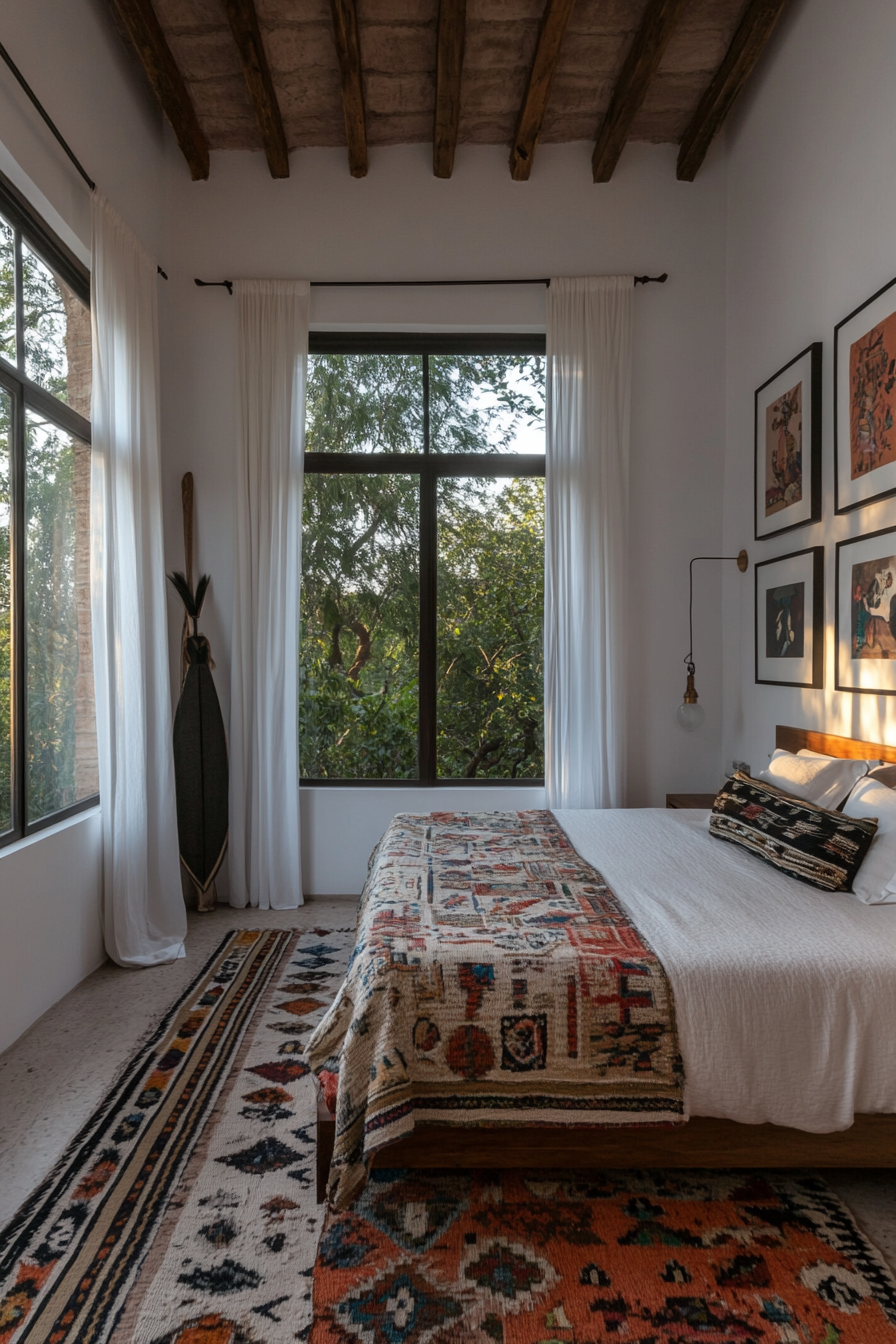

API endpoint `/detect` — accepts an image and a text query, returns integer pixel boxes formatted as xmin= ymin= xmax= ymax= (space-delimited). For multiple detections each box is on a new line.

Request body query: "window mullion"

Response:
xmin=419 ymin=461 xmax=437 ymax=784
xmin=13 ymin=229 xmax=24 ymax=375
xmin=419 ymin=355 xmax=437 ymax=783
xmin=10 ymin=380 xmax=25 ymax=837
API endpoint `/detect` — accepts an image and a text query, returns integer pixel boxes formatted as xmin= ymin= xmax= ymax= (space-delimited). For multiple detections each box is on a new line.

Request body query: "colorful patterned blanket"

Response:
xmin=305 ymin=811 xmax=684 ymax=1208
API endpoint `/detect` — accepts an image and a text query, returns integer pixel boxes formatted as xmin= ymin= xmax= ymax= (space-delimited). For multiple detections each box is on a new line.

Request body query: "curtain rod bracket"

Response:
xmin=157 ymin=266 xmax=168 ymax=280
xmin=634 ymin=273 xmax=668 ymax=286
xmin=195 ymin=278 xmax=233 ymax=294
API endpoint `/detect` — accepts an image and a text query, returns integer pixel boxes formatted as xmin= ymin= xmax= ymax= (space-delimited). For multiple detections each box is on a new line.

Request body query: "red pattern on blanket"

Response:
xmin=305 ymin=811 xmax=684 ymax=1208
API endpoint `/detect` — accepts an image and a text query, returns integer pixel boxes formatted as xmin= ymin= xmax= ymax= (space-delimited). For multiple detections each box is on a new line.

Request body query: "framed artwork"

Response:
xmin=754 ymin=342 xmax=821 ymax=540
xmin=755 ymin=546 xmax=824 ymax=688
xmin=835 ymin=273 xmax=896 ymax=514
xmin=836 ymin=525 xmax=896 ymax=694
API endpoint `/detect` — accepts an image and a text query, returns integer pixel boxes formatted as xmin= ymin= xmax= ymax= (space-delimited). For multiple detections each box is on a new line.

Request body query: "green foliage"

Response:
xmin=300 ymin=466 xmax=420 ymax=779
xmin=306 ymin=353 xmax=423 ymax=454
xmin=300 ymin=353 xmax=544 ymax=780
xmin=0 ymin=393 xmax=9 ymax=831
xmin=0 ymin=223 xmax=13 ymax=828
xmin=0 ymin=217 xmax=14 ymax=366
xmin=24 ymin=413 xmax=79 ymax=820
xmin=438 ymin=476 xmax=543 ymax=778
xmin=22 ymin=239 xmax=70 ymax=402
xmin=0 ymin=218 xmax=85 ymax=830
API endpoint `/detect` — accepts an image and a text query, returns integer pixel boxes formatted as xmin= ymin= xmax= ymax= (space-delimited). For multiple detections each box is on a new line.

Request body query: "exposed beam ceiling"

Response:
xmin=329 ymin=0 xmax=368 ymax=180
xmin=106 ymin=1 xmax=792 ymax=185
xmin=592 ymin=0 xmax=691 ymax=184
xmin=108 ymin=0 xmax=208 ymax=181
xmin=509 ymin=0 xmax=576 ymax=183
xmin=677 ymin=0 xmax=789 ymax=181
xmin=433 ymin=0 xmax=466 ymax=180
xmin=223 ymin=0 xmax=289 ymax=180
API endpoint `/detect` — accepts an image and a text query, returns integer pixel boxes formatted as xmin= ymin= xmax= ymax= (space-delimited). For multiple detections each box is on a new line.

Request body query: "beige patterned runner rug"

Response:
xmin=0 ymin=926 xmax=355 ymax=1344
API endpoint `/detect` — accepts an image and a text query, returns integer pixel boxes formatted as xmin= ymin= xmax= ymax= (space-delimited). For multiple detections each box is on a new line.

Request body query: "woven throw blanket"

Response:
xmin=305 ymin=810 xmax=684 ymax=1208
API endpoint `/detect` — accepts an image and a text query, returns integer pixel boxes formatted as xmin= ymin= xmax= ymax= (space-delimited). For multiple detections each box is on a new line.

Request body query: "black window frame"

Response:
xmin=302 ymin=331 xmax=546 ymax=788
xmin=0 ymin=169 xmax=98 ymax=847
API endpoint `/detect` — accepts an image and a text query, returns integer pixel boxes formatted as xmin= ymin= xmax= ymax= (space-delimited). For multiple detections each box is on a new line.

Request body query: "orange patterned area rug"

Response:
xmin=311 ymin=1167 xmax=896 ymax=1344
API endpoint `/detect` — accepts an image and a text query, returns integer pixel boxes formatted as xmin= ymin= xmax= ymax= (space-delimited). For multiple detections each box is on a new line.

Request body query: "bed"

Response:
xmin=310 ymin=725 xmax=896 ymax=1205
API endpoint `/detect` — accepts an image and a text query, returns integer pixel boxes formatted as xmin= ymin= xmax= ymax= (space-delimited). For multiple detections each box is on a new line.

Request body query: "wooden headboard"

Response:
xmin=777 ymin=724 xmax=896 ymax=764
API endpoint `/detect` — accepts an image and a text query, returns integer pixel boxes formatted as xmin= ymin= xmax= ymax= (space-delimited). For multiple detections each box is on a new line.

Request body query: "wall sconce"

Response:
xmin=677 ymin=550 xmax=749 ymax=732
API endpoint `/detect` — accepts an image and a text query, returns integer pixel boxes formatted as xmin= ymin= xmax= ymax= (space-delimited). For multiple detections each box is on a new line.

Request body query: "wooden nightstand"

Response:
xmin=665 ymin=792 xmax=717 ymax=809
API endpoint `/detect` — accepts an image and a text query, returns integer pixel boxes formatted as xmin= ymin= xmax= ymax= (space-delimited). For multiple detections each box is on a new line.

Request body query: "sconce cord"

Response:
xmin=684 ymin=556 xmax=747 ymax=672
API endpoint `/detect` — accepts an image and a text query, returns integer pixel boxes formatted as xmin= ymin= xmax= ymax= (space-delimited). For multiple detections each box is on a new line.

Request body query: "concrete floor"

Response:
xmin=1 ymin=895 xmax=895 ymax=1274
xmin=0 ymin=898 xmax=358 ymax=1227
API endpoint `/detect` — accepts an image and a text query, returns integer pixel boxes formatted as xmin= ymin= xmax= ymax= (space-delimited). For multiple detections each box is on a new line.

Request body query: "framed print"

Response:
xmin=754 ymin=343 xmax=822 ymax=540
xmin=755 ymin=546 xmax=824 ymax=688
xmin=835 ymin=273 xmax=896 ymax=514
xmin=836 ymin=525 xmax=896 ymax=694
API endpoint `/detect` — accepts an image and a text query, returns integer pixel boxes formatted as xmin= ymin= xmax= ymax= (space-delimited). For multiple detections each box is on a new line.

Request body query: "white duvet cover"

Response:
xmin=553 ymin=806 xmax=896 ymax=1132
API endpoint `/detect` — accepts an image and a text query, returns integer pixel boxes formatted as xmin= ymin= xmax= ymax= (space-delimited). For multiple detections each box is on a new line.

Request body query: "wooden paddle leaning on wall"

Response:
xmin=168 ymin=473 xmax=229 ymax=912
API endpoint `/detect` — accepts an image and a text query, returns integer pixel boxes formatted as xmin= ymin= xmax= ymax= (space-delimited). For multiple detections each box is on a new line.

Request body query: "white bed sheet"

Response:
xmin=553 ymin=806 xmax=896 ymax=1132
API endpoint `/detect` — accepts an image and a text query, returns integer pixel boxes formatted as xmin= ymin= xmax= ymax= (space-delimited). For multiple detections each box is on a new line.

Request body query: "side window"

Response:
xmin=0 ymin=184 xmax=97 ymax=844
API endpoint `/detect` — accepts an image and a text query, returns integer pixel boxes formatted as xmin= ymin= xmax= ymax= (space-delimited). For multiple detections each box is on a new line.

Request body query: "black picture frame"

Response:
xmin=835 ymin=272 xmax=896 ymax=515
xmin=835 ymin=524 xmax=896 ymax=695
xmin=755 ymin=546 xmax=824 ymax=689
xmin=754 ymin=342 xmax=822 ymax=541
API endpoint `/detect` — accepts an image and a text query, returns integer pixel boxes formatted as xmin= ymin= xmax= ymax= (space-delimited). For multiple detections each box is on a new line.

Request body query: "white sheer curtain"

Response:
xmin=544 ymin=275 xmax=633 ymax=810
xmin=229 ymin=280 xmax=309 ymax=909
xmin=91 ymin=193 xmax=186 ymax=966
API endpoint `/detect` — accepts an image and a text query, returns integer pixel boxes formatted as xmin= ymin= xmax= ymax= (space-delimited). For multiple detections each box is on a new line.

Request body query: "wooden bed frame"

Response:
xmin=317 ymin=725 xmax=896 ymax=1199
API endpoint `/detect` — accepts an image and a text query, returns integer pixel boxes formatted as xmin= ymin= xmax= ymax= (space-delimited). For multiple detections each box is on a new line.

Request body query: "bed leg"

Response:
xmin=317 ymin=1091 xmax=335 ymax=1205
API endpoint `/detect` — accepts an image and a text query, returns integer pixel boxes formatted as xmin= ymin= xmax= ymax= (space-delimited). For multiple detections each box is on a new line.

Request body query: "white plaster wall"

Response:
xmin=722 ymin=0 xmax=896 ymax=772
xmin=300 ymin=786 xmax=545 ymax=896
xmin=0 ymin=0 xmax=168 ymax=1047
xmin=0 ymin=811 xmax=103 ymax=1053
xmin=0 ymin=0 xmax=165 ymax=256
xmin=159 ymin=137 xmax=729 ymax=894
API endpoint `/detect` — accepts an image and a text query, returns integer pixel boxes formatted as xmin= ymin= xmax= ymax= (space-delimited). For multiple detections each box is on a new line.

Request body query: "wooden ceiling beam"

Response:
xmin=677 ymin=0 xmax=789 ymax=181
xmin=433 ymin=0 xmax=466 ymax=179
xmin=592 ymin=0 xmax=690 ymax=183
xmin=108 ymin=0 xmax=209 ymax=181
xmin=224 ymin=0 xmax=289 ymax=179
xmin=329 ymin=0 xmax=368 ymax=178
xmin=509 ymin=0 xmax=576 ymax=182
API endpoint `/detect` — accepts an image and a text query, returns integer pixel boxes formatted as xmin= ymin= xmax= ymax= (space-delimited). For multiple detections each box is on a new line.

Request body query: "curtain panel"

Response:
xmin=90 ymin=193 xmax=186 ymax=966
xmin=544 ymin=275 xmax=634 ymax=810
xmin=229 ymin=280 xmax=309 ymax=909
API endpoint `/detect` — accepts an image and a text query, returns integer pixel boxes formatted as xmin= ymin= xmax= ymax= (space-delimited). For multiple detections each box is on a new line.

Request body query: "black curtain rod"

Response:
xmin=0 ymin=42 xmax=669 ymax=299
xmin=0 ymin=40 xmax=168 ymax=280
xmin=0 ymin=40 xmax=95 ymax=191
xmin=194 ymin=273 xmax=668 ymax=295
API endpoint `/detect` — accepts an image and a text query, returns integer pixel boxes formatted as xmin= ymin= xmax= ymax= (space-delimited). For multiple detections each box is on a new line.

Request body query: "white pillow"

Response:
xmin=758 ymin=749 xmax=876 ymax=809
xmin=841 ymin=776 xmax=896 ymax=903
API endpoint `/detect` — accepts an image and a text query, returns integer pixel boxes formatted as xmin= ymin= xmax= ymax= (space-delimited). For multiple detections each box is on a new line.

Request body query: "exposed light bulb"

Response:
xmin=676 ymin=700 xmax=706 ymax=732
xmin=676 ymin=662 xmax=704 ymax=732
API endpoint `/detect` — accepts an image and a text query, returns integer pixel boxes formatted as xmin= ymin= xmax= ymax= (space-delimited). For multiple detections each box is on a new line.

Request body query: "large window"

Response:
xmin=0 ymin=173 xmax=97 ymax=844
xmin=300 ymin=334 xmax=545 ymax=783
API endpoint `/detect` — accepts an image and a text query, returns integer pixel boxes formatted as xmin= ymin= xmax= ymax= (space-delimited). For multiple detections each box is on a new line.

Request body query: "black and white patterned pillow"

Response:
xmin=709 ymin=772 xmax=878 ymax=892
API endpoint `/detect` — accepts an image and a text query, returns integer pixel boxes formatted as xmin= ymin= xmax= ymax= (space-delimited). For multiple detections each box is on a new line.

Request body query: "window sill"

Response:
xmin=0 ymin=804 xmax=101 ymax=859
